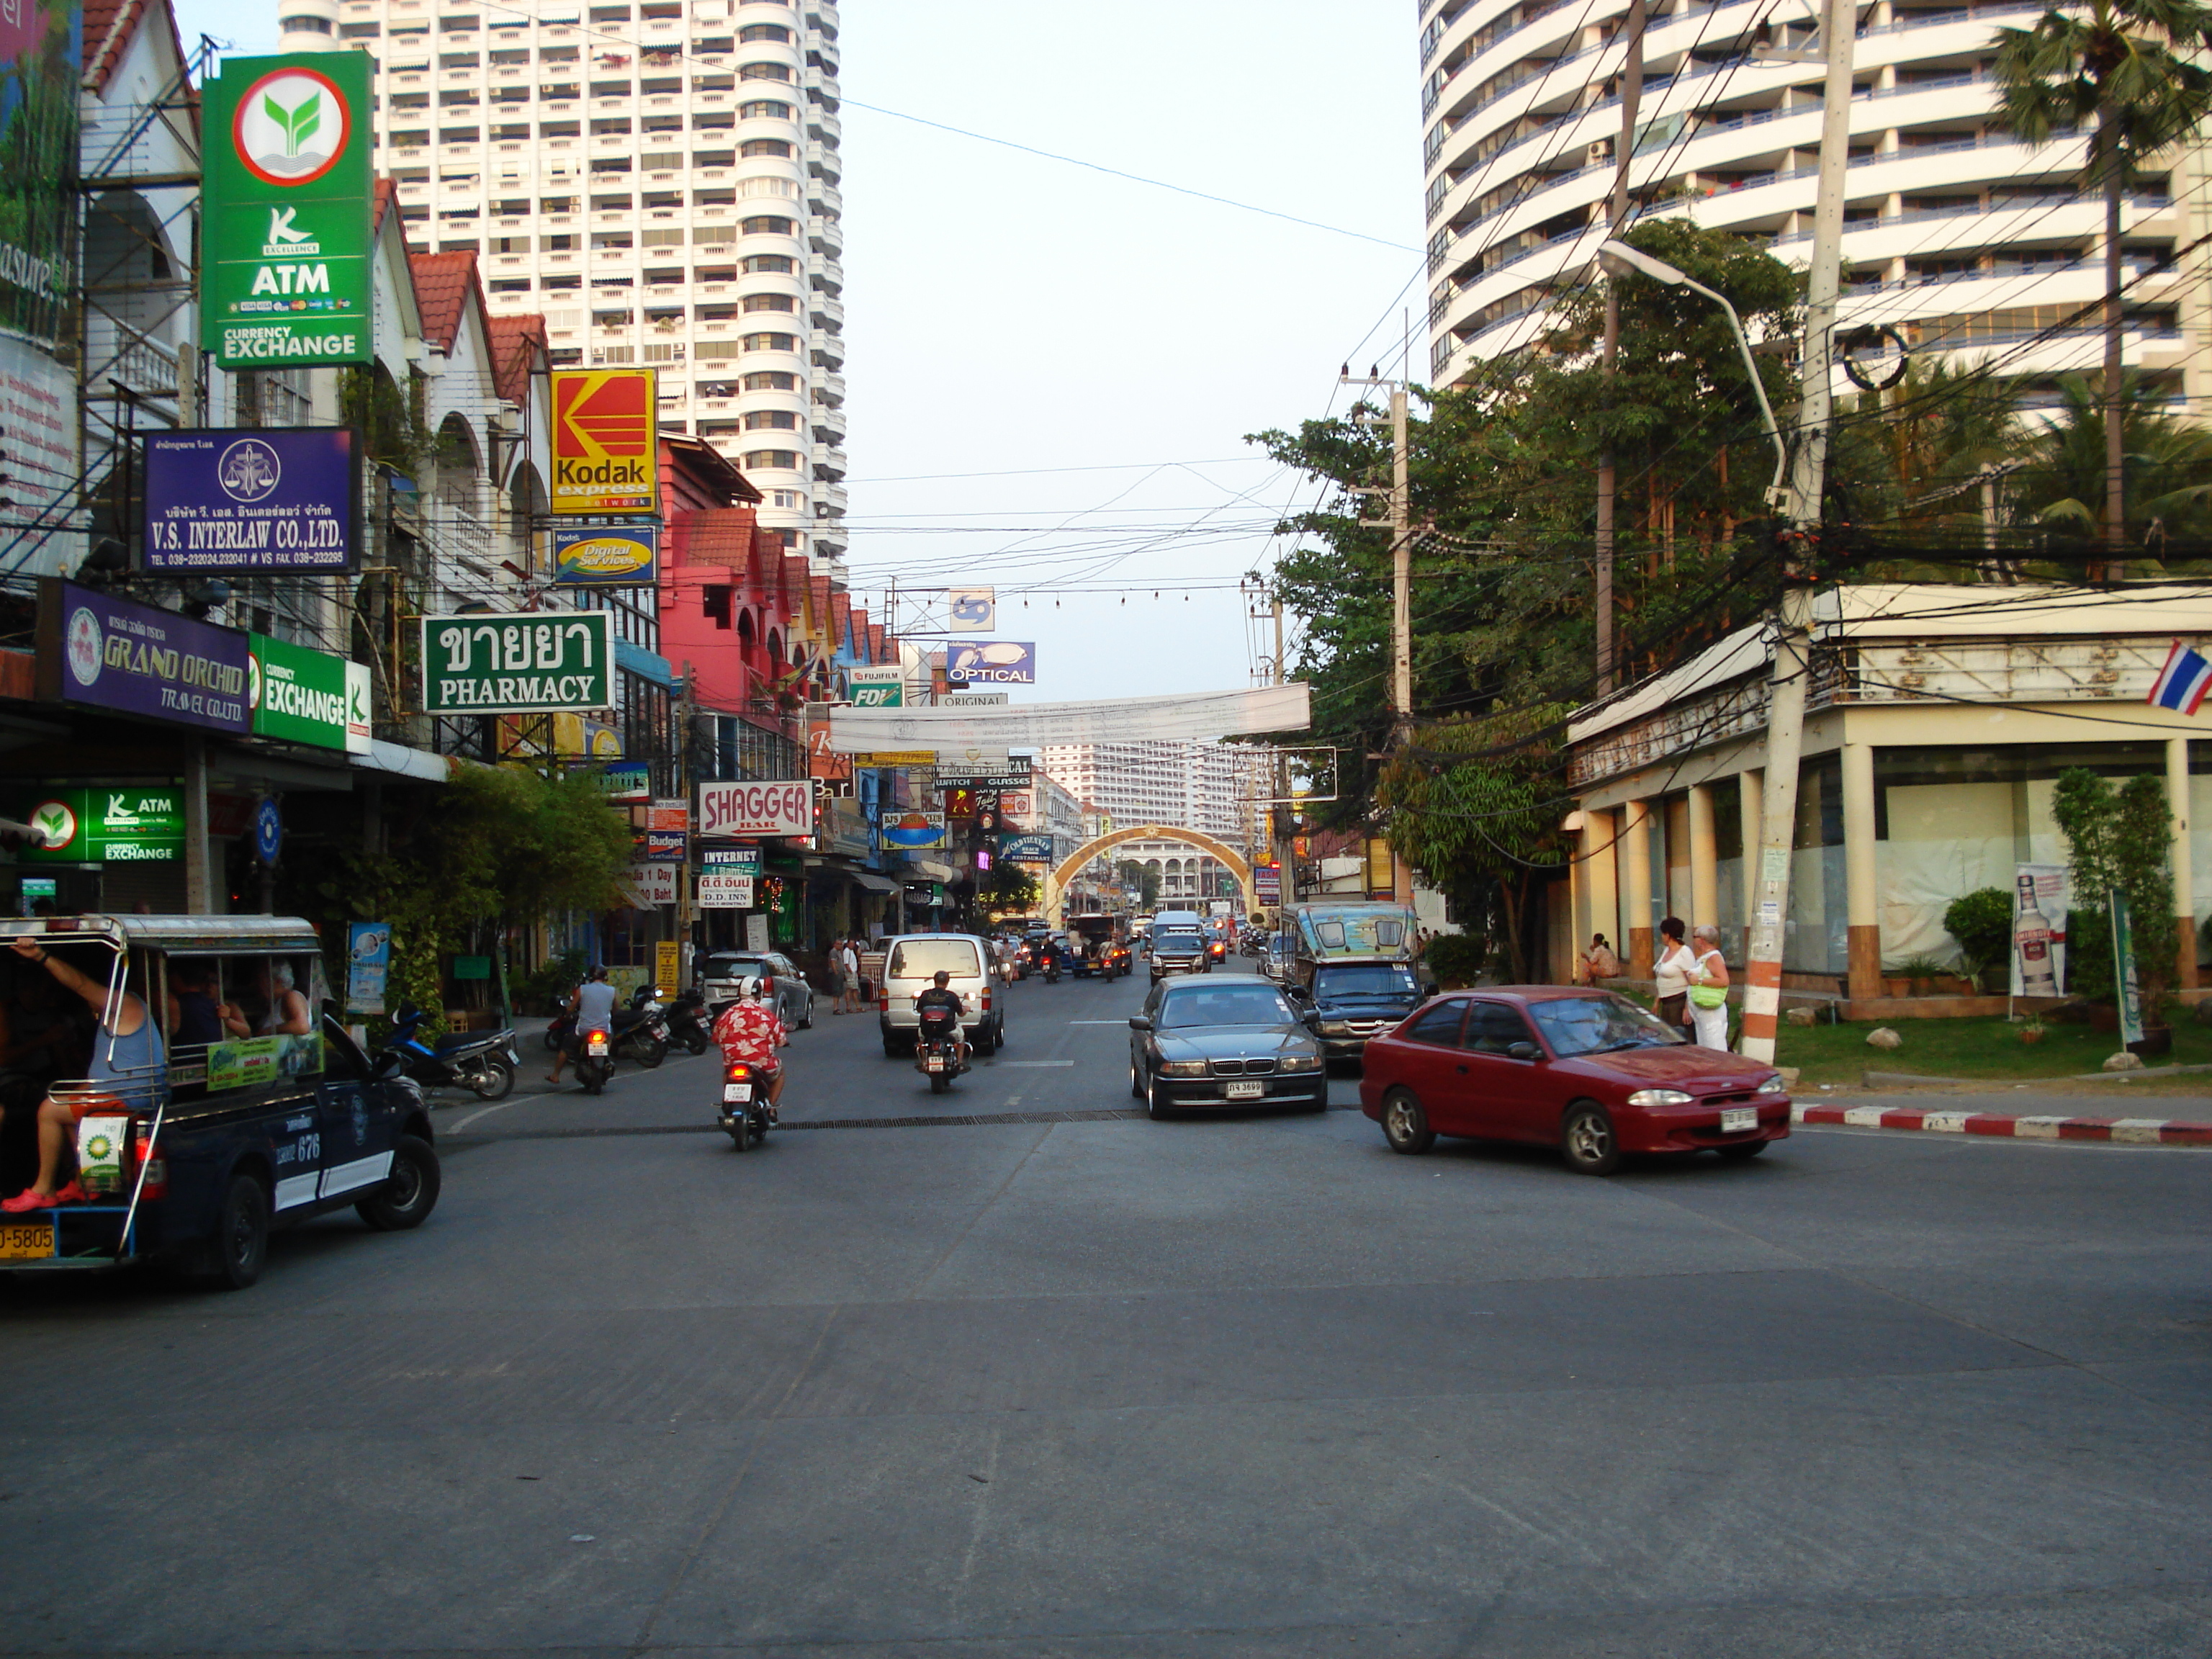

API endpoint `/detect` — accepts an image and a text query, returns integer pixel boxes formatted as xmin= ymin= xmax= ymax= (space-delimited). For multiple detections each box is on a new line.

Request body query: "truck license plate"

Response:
xmin=1226 ymin=1080 xmax=1264 ymax=1101
xmin=1719 ymin=1107 xmax=1757 ymax=1133
xmin=723 ymin=1083 xmax=752 ymax=1102
xmin=588 ymin=1040 xmax=609 ymax=1056
xmin=0 ymin=1222 xmax=54 ymax=1261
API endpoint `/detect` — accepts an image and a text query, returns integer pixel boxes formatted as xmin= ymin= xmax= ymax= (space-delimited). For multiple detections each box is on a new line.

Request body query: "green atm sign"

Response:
xmin=201 ymin=53 xmax=374 ymax=370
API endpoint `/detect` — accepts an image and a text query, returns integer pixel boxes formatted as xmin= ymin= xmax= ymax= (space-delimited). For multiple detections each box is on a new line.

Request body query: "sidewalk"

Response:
xmin=1792 ymin=1090 xmax=2212 ymax=1147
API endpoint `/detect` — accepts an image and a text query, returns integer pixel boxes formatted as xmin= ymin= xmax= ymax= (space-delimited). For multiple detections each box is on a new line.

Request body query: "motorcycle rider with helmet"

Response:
xmin=912 ymin=970 xmax=969 ymax=1069
xmin=711 ymin=974 xmax=789 ymax=1113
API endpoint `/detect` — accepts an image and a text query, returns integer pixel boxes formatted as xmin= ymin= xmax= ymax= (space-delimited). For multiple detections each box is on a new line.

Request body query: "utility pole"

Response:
xmin=1342 ymin=369 xmax=1419 ymax=905
xmin=1740 ymin=0 xmax=1856 ymax=1065
xmin=1593 ymin=0 xmax=1647 ymax=695
xmin=1272 ymin=588 xmax=1295 ymax=909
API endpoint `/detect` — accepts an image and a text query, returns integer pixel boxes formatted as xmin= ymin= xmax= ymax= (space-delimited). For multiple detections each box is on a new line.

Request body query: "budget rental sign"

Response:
xmin=200 ymin=53 xmax=373 ymax=369
xmin=552 ymin=369 xmax=657 ymax=514
xmin=698 ymin=780 xmax=814 ymax=840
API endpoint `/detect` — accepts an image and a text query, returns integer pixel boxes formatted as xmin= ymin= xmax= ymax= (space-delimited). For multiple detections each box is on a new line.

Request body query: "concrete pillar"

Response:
xmin=1622 ymin=797 xmax=1654 ymax=977
xmin=1585 ymin=809 xmax=1620 ymax=968
xmin=1687 ymin=782 xmax=1719 ymax=938
xmin=1737 ymin=768 xmax=1763 ymax=963
xmin=183 ymin=736 xmax=212 ymax=913
xmin=1841 ymin=741 xmax=1882 ymax=1000
xmin=2170 ymin=736 xmax=2198 ymax=989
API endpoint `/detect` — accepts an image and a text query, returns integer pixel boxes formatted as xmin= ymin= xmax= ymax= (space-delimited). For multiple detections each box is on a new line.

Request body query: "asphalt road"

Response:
xmin=2 ymin=966 xmax=2208 ymax=1657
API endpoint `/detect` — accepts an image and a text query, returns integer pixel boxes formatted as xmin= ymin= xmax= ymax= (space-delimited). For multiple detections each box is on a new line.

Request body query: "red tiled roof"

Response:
xmin=408 ymin=250 xmax=482 ymax=354
xmin=781 ymin=553 xmax=809 ymax=621
xmin=486 ymin=314 xmax=546 ymax=405
xmin=373 ymin=176 xmax=399 ymax=232
xmin=84 ymin=0 xmax=190 ymax=96
xmin=866 ymin=621 xmax=886 ymax=663
xmin=678 ymin=510 xmax=759 ymax=570
xmin=829 ymin=591 xmax=853 ymax=654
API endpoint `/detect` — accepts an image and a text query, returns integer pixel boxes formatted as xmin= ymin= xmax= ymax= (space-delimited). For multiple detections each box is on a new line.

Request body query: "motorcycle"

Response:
xmin=662 ymin=986 xmax=711 ymax=1056
xmin=576 ymin=1024 xmax=615 ymax=1095
xmin=385 ymin=1004 xmax=518 ymax=1100
xmin=719 ymin=1058 xmax=778 ymax=1151
xmin=613 ymin=986 xmax=670 ymax=1068
xmin=1042 ymin=953 xmax=1062 ymax=984
xmin=914 ymin=1000 xmax=969 ymax=1094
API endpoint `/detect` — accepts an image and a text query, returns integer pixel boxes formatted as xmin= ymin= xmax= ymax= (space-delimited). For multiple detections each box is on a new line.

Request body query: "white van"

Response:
xmin=876 ymin=932 xmax=1004 ymax=1056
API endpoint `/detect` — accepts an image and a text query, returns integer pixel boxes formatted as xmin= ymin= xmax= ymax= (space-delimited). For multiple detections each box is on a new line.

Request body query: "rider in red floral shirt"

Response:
xmin=711 ymin=977 xmax=788 ymax=1112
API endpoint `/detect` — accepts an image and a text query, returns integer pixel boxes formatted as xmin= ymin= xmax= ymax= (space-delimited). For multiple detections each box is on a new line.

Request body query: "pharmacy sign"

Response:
xmin=201 ymin=53 xmax=374 ymax=369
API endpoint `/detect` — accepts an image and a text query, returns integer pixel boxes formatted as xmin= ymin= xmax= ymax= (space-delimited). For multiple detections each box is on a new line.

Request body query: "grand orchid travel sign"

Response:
xmin=200 ymin=52 xmax=374 ymax=369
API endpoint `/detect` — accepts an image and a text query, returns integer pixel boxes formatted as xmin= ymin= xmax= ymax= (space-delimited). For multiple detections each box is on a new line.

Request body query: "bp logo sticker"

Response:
xmin=66 ymin=607 xmax=102 ymax=688
xmin=232 ymin=67 xmax=353 ymax=186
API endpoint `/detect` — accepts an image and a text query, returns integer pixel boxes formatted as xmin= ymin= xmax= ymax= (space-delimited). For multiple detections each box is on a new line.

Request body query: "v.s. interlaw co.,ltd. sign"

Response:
xmin=142 ymin=428 xmax=359 ymax=572
xmin=419 ymin=611 xmax=615 ymax=714
xmin=200 ymin=52 xmax=373 ymax=369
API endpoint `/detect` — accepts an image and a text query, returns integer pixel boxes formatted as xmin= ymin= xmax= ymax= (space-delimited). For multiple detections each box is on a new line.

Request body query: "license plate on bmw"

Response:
xmin=1720 ymin=1107 xmax=1758 ymax=1133
xmin=723 ymin=1083 xmax=752 ymax=1102
xmin=1226 ymin=1079 xmax=1264 ymax=1101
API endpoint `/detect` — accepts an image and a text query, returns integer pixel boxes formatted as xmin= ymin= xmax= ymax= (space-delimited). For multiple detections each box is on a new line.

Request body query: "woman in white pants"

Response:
xmin=1688 ymin=924 xmax=1732 ymax=1050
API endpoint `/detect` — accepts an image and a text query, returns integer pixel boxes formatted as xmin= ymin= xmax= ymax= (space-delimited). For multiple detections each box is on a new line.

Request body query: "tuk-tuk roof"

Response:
xmin=0 ymin=914 xmax=323 ymax=954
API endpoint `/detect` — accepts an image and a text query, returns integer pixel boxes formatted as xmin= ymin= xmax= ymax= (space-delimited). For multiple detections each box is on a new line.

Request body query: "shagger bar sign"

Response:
xmin=552 ymin=369 xmax=657 ymax=514
xmin=698 ymin=780 xmax=814 ymax=840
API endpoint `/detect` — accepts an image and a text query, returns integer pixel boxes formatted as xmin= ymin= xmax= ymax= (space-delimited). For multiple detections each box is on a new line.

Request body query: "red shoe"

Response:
xmin=1 ymin=1187 xmax=55 ymax=1213
xmin=50 ymin=1181 xmax=89 ymax=1204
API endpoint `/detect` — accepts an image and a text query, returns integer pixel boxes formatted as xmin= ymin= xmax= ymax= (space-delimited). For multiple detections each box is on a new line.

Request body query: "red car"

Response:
xmin=1357 ymin=987 xmax=1791 ymax=1174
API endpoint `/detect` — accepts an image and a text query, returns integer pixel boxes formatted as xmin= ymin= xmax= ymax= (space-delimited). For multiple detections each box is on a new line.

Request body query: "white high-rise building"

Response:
xmin=282 ymin=0 xmax=848 ymax=565
xmin=1037 ymin=742 xmax=1268 ymax=848
xmin=1419 ymin=0 xmax=2210 ymax=410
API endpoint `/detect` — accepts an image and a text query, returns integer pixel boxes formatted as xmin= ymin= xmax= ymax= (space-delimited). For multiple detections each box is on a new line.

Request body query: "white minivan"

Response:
xmin=876 ymin=932 xmax=1005 ymax=1057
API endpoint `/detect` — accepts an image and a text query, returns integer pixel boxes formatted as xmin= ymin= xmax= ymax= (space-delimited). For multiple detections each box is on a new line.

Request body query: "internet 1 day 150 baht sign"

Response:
xmin=200 ymin=52 xmax=374 ymax=369
xmin=420 ymin=611 xmax=614 ymax=714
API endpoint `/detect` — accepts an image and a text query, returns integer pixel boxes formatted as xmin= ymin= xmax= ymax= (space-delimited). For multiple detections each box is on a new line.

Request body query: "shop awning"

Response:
xmin=852 ymin=872 xmax=899 ymax=894
xmin=616 ymin=639 xmax=678 ymax=691
xmin=351 ymin=740 xmax=451 ymax=783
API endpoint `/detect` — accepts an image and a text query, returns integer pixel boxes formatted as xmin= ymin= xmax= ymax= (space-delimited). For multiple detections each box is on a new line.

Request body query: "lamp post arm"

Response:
xmin=1679 ymin=274 xmax=1789 ymax=507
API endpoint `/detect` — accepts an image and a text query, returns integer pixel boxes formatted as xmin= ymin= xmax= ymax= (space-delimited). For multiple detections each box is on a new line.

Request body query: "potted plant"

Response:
xmin=2020 ymin=1014 xmax=2046 ymax=1046
xmin=1887 ymin=953 xmax=1953 ymax=997
xmin=2052 ymin=768 xmax=2177 ymax=1057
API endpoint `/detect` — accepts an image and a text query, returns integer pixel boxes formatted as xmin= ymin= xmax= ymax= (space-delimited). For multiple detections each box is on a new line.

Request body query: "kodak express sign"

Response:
xmin=552 ymin=369 xmax=658 ymax=514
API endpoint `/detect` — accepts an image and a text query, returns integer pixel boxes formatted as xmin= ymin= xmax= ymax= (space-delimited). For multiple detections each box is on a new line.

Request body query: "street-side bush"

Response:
xmin=1424 ymin=932 xmax=1485 ymax=988
xmin=2051 ymin=768 xmax=2175 ymax=1010
xmin=1943 ymin=888 xmax=2013 ymax=989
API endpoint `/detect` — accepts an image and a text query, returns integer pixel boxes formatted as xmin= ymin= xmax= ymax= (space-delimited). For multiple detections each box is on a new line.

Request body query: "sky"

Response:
xmin=172 ymin=0 xmax=1425 ymax=705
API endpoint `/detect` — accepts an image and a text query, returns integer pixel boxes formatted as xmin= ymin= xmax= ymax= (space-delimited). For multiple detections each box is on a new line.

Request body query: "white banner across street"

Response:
xmin=827 ymin=684 xmax=1311 ymax=752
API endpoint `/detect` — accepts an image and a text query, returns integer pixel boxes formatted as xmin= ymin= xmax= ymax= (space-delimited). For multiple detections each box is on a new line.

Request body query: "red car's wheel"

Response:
xmin=1380 ymin=1088 xmax=1434 ymax=1155
xmin=1560 ymin=1102 xmax=1620 ymax=1176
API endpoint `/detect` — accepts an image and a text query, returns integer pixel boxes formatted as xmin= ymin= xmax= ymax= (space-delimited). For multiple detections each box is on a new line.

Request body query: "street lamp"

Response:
xmin=1596 ymin=240 xmax=1789 ymax=511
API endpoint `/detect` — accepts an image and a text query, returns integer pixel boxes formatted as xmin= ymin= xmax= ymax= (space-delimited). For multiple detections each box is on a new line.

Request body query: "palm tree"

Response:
xmin=1992 ymin=0 xmax=2212 ymax=578
xmin=2014 ymin=371 xmax=2212 ymax=559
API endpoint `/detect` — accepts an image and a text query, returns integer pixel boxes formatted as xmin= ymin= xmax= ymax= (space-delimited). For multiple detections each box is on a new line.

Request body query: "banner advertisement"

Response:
xmin=142 ymin=428 xmax=359 ymax=572
xmin=948 ymin=588 xmax=994 ymax=631
xmin=999 ymin=790 xmax=1034 ymax=821
xmin=200 ymin=52 xmax=374 ymax=369
xmin=698 ymin=872 xmax=755 ymax=908
xmin=943 ymin=786 xmax=976 ymax=819
xmin=626 ymin=863 xmax=678 ymax=908
xmin=419 ymin=610 xmax=615 ymax=713
xmin=647 ymin=799 xmax=688 ymax=832
xmin=2010 ymin=863 xmax=2069 ymax=997
xmin=642 ymin=829 xmax=686 ymax=862
xmin=1254 ymin=866 xmax=1282 ymax=905
xmin=0 ymin=336 xmax=80 ymax=577
xmin=249 ymin=630 xmax=361 ymax=752
xmin=655 ymin=939 xmax=681 ymax=992
xmin=698 ymin=778 xmax=813 ymax=839
xmin=828 ymin=684 xmax=1313 ymax=752
xmin=845 ymin=665 xmax=904 ymax=709
xmin=852 ymin=750 xmax=934 ymax=766
xmin=945 ymin=640 xmax=1035 ymax=685
xmin=550 ymin=369 xmax=657 ymax=513
xmin=935 ymin=770 xmax=1032 ymax=791
xmin=346 ymin=921 xmax=390 ymax=1015
xmin=14 ymin=788 xmax=182 ymax=863
xmin=701 ymin=844 xmax=761 ymax=872
xmin=2110 ymin=888 xmax=2144 ymax=1046
xmin=879 ymin=810 xmax=947 ymax=850
xmin=552 ymin=523 xmax=658 ymax=585
xmin=997 ymin=832 xmax=1054 ymax=863
xmin=0 ymin=0 xmax=79 ymax=349
xmin=597 ymin=761 xmax=649 ymax=800
xmin=37 ymin=579 xmax=251 ymax=734
xmin=829 ymin=796 xmax=869 ymax=858
xmin=807 ymin=719 xmax=853 ymax=782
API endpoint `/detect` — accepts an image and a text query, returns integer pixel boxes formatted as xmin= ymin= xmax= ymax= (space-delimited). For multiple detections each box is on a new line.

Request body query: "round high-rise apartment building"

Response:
xmin=1419 ymin=0 xmax=2211 ymax=412
xmin=296 ymin=0 xmax=848 ymax=565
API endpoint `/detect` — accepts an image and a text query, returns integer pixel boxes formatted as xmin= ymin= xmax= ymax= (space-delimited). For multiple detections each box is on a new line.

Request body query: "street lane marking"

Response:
xmin=1066 ymin=1020 xmax=1130 ymax=1025
xmin=997 ymin=1060 xmax=1075 ymax=1067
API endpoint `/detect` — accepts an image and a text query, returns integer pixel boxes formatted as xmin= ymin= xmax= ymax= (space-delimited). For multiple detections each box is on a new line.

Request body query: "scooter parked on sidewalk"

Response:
xmin=385 ymin=1004 xmax=518 ymax=1100
xmin=663 ymin=986 xmax=711 ymax=1056
xmin=718 ymin=1058 xmax=778 ymax=1151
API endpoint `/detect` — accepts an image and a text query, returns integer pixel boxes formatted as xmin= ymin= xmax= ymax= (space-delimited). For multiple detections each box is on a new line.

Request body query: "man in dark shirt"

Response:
xmin=912 ymin=971 xmax=967 ymax=1066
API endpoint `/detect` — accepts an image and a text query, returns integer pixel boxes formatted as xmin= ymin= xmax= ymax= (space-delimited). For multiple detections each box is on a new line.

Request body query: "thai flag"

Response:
xmin=2149 ymin=640 xmax=2212 ymax=714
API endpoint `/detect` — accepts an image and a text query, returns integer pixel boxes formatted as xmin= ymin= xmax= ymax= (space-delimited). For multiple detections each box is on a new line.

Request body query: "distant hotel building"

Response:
xmin=1036 ymin=741 xmax=1267 ymax=848
xmin=282 ymin=0 xmax=849 ymax=566
xmin=1418 ymin=0 xmax=2210 ymax=410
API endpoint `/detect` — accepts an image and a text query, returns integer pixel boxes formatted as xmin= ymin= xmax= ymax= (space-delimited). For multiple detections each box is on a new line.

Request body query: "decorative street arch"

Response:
xmin=1043 ymin=824 xmax=1254 ymax=922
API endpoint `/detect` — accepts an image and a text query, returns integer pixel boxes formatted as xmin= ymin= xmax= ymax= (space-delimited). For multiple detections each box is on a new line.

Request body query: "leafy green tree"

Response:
xmin=2013 ymin=372 xmax=2212 ymax=554
xmin=1118 ymin=858 xmax=1161 ymax=909
xmin=1829 ymin=357 xmax=2027 ymax=565
xmin=1993 ymin=0 xmax=2212 ymax=570
xmin=979 ymin=860 xmax=1040 ymax=915
xmin=2051 ymin=767 xmax=2177 ymax=1010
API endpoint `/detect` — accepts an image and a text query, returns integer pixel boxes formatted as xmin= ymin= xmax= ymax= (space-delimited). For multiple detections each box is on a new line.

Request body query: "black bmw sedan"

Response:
xmin=1127 ymin=972 xmax=1328 ymax=1120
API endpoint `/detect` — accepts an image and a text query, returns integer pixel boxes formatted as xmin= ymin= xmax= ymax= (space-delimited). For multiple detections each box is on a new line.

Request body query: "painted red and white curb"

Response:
xmin=1793 ymin=1104 xmax=2212 ymax=1146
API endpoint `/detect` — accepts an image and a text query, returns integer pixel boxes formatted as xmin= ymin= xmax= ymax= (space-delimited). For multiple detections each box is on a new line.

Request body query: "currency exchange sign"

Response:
xmin=201 ymin=52 xmax=374 ymax=369
xmin=419 ymin=611 xmax=614 ymax=714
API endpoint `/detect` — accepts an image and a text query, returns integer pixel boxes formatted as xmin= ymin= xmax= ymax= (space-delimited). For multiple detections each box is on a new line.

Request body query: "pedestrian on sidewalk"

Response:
xmin=837 ymin=937 xmax=861 ymax=1013
xmin=1653 ymin=917 xmax=1695 ymax=1037
xmin=1578 ymin=933 xmax=1620 ymax=985
xmin=1688 ymin=924 xmax=1732 ymax=1050
xmin=821 ymin=940 xmax=848 ymax=1014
